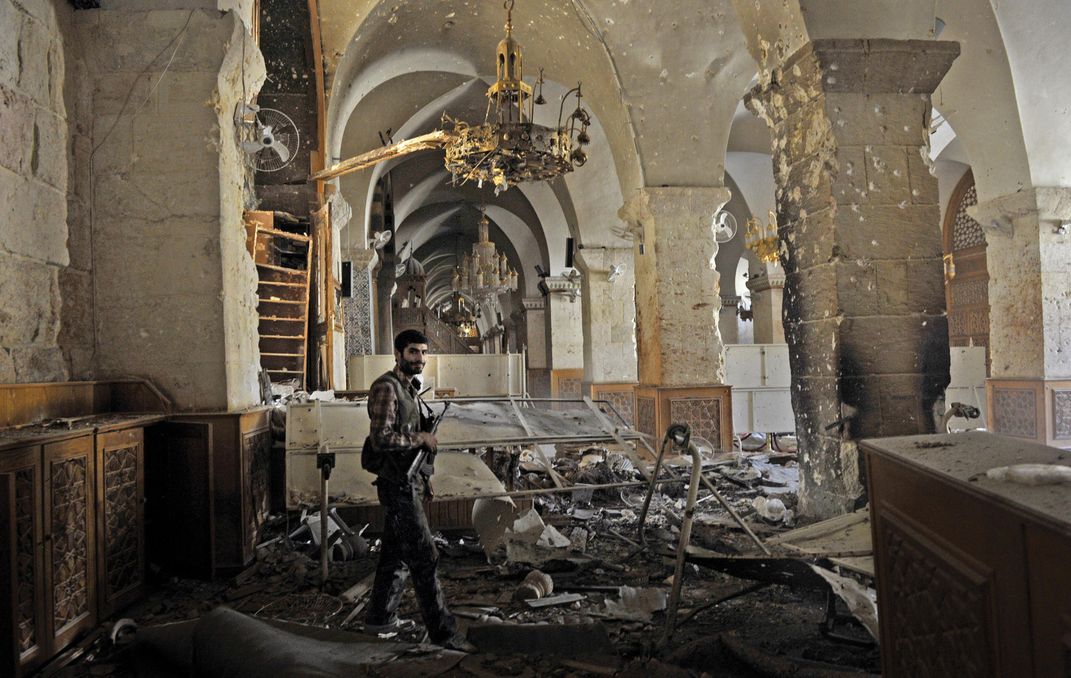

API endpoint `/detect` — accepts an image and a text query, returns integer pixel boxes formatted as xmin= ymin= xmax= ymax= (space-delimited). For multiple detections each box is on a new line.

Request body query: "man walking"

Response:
xmin=362 ymin=329 xmax=471 ymax=651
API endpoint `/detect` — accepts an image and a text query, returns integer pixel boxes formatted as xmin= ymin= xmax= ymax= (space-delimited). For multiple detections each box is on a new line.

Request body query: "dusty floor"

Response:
xmin=53 ymin=443 xmax=880 ymax=677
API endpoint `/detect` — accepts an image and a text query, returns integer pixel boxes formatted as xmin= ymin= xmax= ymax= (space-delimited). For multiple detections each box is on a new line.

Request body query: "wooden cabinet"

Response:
xmin=0 ymin=446 xmax=46 ymax=676
xmin=42 ymin=436 xmax=97 ymax=660
xmin=0 ymin=437 xmax=99 ymax=678
xmin=863 ymin=432 xmax=1071 ymax=678
xmin=147 ymin=408 xmax=271 ymax=577
xmin=95 ymin=428 xmax=145 ymax=618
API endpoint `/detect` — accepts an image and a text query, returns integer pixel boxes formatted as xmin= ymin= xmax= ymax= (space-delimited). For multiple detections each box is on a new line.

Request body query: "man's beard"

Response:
xmin=400 ymin=360 xmax=424 ymax=375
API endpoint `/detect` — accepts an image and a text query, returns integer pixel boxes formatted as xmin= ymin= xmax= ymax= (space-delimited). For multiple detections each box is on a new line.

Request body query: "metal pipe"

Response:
xmin=636 ymin=436 xmax=672 ymax=544
xmin=697 ymin=472 xmax=771 ymax=556
xmin=320 ymin=467 xmax=329 ymax=589
xmin=664 ymin=440 xmax=703 ymax=642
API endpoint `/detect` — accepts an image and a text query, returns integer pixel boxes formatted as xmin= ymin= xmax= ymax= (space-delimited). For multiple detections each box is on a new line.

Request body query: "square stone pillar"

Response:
xmin=543 ymin=276 xmax=584 ymax=370
xmin=746 ymin=39 xmax=959 ymax=517
xmin=746 ymin=264 xmax=786 ymax=344
xmin=342 ymin=248 xmax=377 ymax=358
xmin=969 ymin=187 xmax=1071 ymax=447
xmin=719 ymin=296 xmax=742 ymax=345
xmin=576 ymin=246 xmax=638 ymax=426
xmin=619 ymin=187 xmax=731 ymax=387
xmin=619 ymin=187 xmax=734 ymax=450
xmin=521 ymin=297 xmax=549 ymax=397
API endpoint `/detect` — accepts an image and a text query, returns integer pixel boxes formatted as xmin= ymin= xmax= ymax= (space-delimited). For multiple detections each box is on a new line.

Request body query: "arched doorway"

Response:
xmin=942 ymin=170 xmax=991 ymax=373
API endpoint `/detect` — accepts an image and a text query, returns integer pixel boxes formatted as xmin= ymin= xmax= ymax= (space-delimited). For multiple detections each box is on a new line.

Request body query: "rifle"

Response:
xmin=406 ymin=401 xmax=451 ymax=485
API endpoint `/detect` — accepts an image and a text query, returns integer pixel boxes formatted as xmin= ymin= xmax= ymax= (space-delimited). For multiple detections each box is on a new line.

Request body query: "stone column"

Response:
xmin=746 ymin=39 xmax=959 ymax=518
xmin=970 ymin=189 xmax=1071 ymax=446
xmin=576 ymin=247 xmax=638 ymax=425
xmin=618 ymin=187 xmax=735 ymax=450
xmin=342 ymin=248 xmax=377 ymax=358
xmin=719 ymin=295 xmax=742 ymax=344
xmin=374 ymin=254 xmax=395 ymax=354
xmin=521 ymin=297 xmax=549 ymax=397
xmin=619 ymin=187 xmax=731 ymax=385
xmin=746 ymin=263 xmax=786 ymax=344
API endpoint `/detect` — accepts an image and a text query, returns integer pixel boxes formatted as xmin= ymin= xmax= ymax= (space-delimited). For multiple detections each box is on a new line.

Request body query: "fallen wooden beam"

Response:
xmin=309 ymin=130 xmax=450 ymax=181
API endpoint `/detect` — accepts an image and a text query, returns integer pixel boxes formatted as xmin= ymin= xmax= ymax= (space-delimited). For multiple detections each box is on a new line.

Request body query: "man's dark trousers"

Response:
xmin=366 ymin=478 xmax=456 ymax=642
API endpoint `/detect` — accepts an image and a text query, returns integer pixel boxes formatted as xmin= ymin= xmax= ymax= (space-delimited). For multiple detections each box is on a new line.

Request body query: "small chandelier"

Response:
xmin=440 ymin=291 xmax=479 ymax=338
xmin=452 ymin=208 xmax=519 ymax=301
xmin=442 ymin=0 xmax=591 ymax=195
xmin=745 ymin=210 xmax=780 ymax=264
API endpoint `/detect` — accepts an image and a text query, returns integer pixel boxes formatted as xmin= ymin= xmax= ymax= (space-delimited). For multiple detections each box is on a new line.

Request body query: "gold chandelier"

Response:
xmin=443 ymin=0 xmax=591 ymax=195
xmin=311 ymin=0 xmax=592 ymax=193
xmin=452 ymin=208 xmax=519 ymax=301
xmin=745 ymin=210 xmax=781 ymax=264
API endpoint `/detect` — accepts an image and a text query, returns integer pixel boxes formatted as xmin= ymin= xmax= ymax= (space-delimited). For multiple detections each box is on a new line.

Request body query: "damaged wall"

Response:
xmin=0 ymin=0 xmax=91 ymax=382
xmin=79 ymin=1 xmax=264 ymax=410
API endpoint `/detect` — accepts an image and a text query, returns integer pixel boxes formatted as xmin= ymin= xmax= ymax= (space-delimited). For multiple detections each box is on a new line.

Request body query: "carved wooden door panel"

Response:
xmin=95 ymin=428 xmax=145 ymax=618
xmin=0 ymin=446 xmax=46 ymax=677
xmin=942 ymin=171 xmax=991 ymax=373
xmin=42 ymin=436 xmax=96 ymax=655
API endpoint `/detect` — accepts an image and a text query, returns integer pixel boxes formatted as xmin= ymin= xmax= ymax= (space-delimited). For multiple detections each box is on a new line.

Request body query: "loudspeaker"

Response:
xmin=565 ymin=237 xmax=574 ymax=268
xmin=341 ymin=261 xmax=352 ymax=297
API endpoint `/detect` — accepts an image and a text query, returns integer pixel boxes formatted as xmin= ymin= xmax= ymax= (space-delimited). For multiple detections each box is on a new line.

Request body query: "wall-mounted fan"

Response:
xmin=713 ymin=210 xmax=738 ymax=244
xmin=242 ymin=107 xmax=299 ymax=172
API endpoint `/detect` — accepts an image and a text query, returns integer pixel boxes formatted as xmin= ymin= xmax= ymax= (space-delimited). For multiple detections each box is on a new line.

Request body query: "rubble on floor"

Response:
xmin=54 ymin=438 xmax=879 ymax=678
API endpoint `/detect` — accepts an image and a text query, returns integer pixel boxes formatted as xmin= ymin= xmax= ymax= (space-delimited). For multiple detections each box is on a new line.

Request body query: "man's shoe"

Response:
xmin=364 ymin=618 xmax=419 ymax=637
xmin=435 ymin=632 xmax=477 ymax=653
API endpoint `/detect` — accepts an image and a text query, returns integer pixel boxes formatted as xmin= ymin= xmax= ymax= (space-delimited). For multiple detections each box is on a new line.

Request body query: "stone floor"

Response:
xmin=52 ymin=445 xmax=880 ymax=677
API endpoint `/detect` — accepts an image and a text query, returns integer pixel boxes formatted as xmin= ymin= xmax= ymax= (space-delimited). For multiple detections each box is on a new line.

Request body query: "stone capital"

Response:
xmin=344 ymin=247 xmax=379 ymax=271
xmin=746 ymin=269 xmax=787 ymax=293
xmin=968 ymin=186 xmax=1071 ymax=237
xmin=719 ymin=294 xmax=741 ymax=309
xmin=521 ymin=296 xmax=545 ymax=311
xmin=327 ymin=190 xmax=353 ymax=233
xmin=745 ymin=38 xmax=960 ymax=125
xmin=575 ymin=246 xmax=632 ymax=275
xmin=544 ymin=275 xmax=582 ymax=302
xmin=618 ymin=186 xmax=733 ymax=236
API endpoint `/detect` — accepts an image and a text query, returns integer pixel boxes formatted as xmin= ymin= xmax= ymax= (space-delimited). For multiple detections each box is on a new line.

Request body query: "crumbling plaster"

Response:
xmin=80 ymin=2 xmax=264 ymax=410
xmin=620 ymin=187 xmax=729 ymax=388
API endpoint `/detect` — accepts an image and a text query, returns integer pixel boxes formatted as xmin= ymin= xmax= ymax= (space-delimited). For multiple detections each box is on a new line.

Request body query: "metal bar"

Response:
xmin=288 ymin=433 xmax=648 ymax=455
xmin=583 ymin=396 xmax=653 ymax=483
xmin=299 ymin=477 xmax=689 ymax=508
xmin=698 ymin=471 xmax=771 ymax=556
xmin=508 ymin=396 xmax=535 ymax=436
xmin=664 ymin=441 xmax=703 ymax=642
xmin=637 ymin=436 xmax=672 ymax=544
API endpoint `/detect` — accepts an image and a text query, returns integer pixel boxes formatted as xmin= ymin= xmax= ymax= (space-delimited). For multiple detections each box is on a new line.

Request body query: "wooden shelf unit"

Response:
xmin=245 ymin=211 xmax=313 ymax=389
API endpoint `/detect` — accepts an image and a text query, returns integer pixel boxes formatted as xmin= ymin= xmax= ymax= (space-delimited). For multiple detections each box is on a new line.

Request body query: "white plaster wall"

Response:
xmin=0 ymin=0 xmax=81 ymax=382
xmin=989 ymin=0 xmax=1071 ymax=188
xmin=217 ymin=8 xmax=264 ymax=409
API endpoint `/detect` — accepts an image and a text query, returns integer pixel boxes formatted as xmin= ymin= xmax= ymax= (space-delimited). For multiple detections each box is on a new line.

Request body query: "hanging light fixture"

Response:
xmin=443 ymin=0 xmax=591 ymax=195
xmin=311 ymin=0 xmax=593 ymax=194
xmin=745 ymin=210 xmax=781 ymax=264
xmin=452 ymin=207 xmax=519 ymax=302
xmin=440 ymin=291 xmax=479 ymax=337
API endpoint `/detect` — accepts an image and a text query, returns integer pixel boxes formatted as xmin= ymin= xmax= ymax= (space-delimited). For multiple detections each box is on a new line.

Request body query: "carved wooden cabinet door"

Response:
xmin=0 ymin=446 xmax=46 ymax=677
xmin=95 ymin=428 xmax=145 ymax=618
xmin=42 ymin=436 xmax=96 ymax=655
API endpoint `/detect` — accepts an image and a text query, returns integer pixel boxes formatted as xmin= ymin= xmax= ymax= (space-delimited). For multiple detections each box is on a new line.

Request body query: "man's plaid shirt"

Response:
xmin=367 ymin=365 xmax=422 ymax=453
